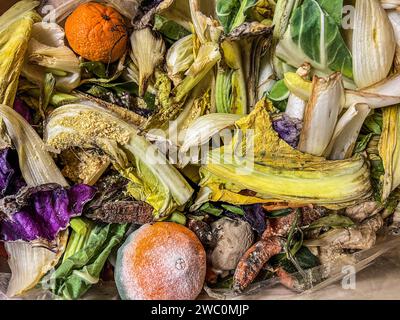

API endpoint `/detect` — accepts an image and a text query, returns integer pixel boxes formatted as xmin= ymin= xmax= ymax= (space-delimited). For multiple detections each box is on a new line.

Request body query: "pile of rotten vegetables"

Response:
xmin=0 ymin=0 xmax=399 ymax=300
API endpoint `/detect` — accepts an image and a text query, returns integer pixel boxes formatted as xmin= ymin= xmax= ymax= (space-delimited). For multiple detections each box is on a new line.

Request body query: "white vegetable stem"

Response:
xmin=285 ymin=94 xmax=306 ymax=120
xmin=352 ymin=0 xmax=395 ymax=89
xmin=298 ymin=73 xmax=345 ymax=156
xmin=326 ymin=104 xmax=371 ymax=160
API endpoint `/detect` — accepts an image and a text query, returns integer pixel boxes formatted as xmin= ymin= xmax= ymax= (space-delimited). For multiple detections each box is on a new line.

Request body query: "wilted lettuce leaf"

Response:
xmin=49 ymin=223 xmax=127 ymax=300
xmin=120 ymin=160 xmax=180 ymax=218
xmin=276 ymin=0 xmax=353 ymax=79
xmin=0 ymin=184 xmax=96 ymax=243
xmin=216 ymin=0 xmax=240 ymax=33
xmin=317 ymin=0 xmax=343 ymax=25
xmin=216 ymin=0 xmax=257 ymax=33
xmin=153 ymin=14 xmax=191 ymax=43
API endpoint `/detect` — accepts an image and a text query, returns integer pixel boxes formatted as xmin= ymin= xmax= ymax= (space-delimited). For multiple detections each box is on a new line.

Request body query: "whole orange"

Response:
xmin=115 ymin=222 xmax=207 ymax=300
xmin=65 ymin=2 xmax=128 ymax=63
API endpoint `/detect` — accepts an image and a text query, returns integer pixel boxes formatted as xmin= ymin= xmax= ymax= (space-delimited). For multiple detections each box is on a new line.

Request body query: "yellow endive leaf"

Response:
xmin=379 ymin=105 xmax=400 ymax=201
xmin=0 ymin=0 xmax=40 ymax=106
xmin=197 ymin=99 xmax=372 ymax=209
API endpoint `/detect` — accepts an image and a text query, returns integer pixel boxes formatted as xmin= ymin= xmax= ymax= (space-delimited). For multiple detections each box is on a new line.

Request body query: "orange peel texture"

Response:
xmin=65 ymin=2 xmax=128 ymax=63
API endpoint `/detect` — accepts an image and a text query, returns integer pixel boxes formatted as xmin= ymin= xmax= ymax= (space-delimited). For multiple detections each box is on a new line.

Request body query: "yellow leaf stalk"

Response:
xmin=379 ymin=105 xmax=400 ymax=201
xmin=196 ymin=100 xmax=372 ymax=209
xmin=0 ymin=0 xmax=40 ymax=106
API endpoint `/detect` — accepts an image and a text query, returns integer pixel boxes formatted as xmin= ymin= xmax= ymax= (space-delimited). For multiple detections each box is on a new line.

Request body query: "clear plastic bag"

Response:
xmin=1 ymin=235 xmax=399 ymax=300
xmin=207 ymin=235 xmax=400 ymax=300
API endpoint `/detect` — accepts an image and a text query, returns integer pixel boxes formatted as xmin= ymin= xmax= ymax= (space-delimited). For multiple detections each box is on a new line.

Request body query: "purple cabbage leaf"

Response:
xmin=0 ymin=183 xmax=96 ymax=245
xmin=0 ymin=148 xmax=26 ymax=197
xmin=243 ymin=204 xmax=267 ymax=236
xmin=13 ymin=97 xmax=32 ymax=124
xmin=272 ymin=114 xmax=302 ymax=148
